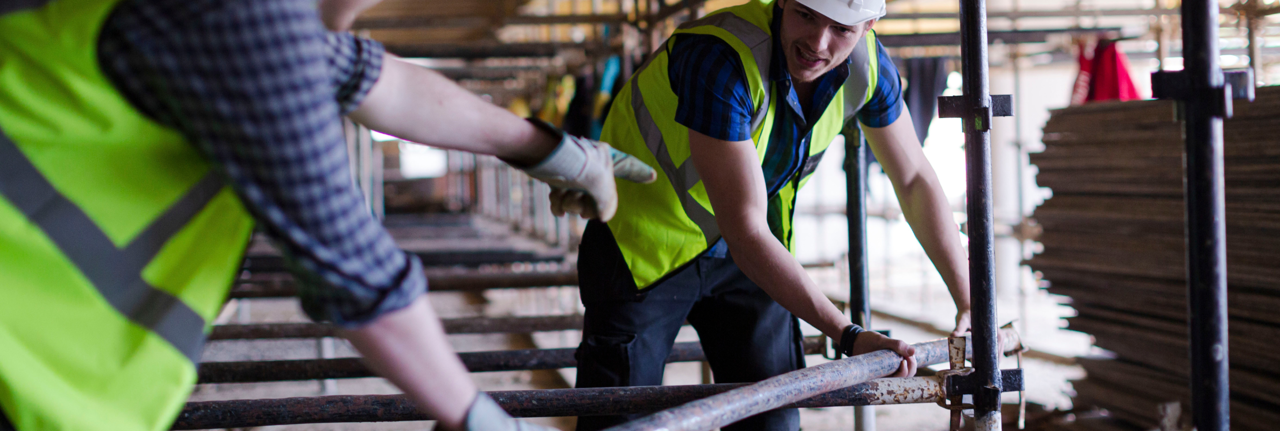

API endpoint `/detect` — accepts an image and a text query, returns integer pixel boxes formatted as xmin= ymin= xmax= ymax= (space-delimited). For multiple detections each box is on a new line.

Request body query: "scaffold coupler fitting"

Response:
xmin=937 ymin=329 xmax=1026 ymax=431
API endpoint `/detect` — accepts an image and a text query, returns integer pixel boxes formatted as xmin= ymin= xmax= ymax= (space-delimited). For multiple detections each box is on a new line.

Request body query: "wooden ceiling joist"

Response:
xmin=385 ymin=42 xmax=608 ymax=59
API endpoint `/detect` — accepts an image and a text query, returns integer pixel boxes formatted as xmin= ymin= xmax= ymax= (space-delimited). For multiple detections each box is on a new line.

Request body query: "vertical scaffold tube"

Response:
xmin=1181 ymin=0 xmax=1230 ymax=429
xmin=844 ymin=121 xmax=874 ymax=431
xmin=957 ymin=0 xmax=1001 ymax=428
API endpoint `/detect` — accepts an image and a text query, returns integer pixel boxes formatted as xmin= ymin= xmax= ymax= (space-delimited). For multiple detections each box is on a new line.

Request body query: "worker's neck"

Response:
xmin=792 ymin=79 xmax=817 ymax=118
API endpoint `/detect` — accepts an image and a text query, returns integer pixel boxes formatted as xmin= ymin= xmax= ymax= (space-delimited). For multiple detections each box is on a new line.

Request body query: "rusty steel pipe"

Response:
xmin=197 ymin=337 xmax=825 ymax=384
xmin=208 ymin=315 xmax=584 ymax=340
xmin=227 ymin=271 xmax=578 ymax=299
xmin=173 ymin=377 xmax=942 ymax=429
xmin=604 ymin=330 xmax=1019 ymax=431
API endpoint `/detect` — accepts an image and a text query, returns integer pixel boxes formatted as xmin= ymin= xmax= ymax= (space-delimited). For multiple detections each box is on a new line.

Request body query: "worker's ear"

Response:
xmin=317 ymin=0 xmax=383 ymax=32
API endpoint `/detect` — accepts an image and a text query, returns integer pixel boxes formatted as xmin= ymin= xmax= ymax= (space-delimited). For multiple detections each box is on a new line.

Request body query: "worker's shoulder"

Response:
xmin=666 ymin=33 xmax=750 ymax=91
xmin=669 ymin=33 xmax=745 ymax=67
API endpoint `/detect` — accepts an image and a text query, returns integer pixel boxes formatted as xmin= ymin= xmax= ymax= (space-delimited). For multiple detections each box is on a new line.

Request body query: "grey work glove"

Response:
xmin=464 ymin=393 xmax=558 ymax=431
xmin=515 ymin=119 xmax=657 ymax=222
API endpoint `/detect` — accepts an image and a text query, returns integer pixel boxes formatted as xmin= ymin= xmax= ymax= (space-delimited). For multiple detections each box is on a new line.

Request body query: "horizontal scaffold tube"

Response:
xmin=227 ymin=271 xmax=579 ymax=298
xmin=209 ymin=315 xmax=584 ymax=340
xmin=174 ymin=377 xmax=943 ymax=429
xmin=197 ymin=337 xmax=825 ymax=384
xmin=605 ymin=329 xmax=1020 ymax=431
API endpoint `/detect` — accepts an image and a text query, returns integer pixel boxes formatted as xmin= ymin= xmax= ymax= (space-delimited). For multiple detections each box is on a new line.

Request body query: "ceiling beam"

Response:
xmin=652 ymin=0 xmax=707 ymax=25
xmin=385 ymin=42 xmax=610 ymax=59
xmin=878 ymin=27 xmax=1121 ymax=47
xmin=882 ymin=7 xmax=1234 ymax=20
xmin=354 ymin=14 xmax=628 ymax=30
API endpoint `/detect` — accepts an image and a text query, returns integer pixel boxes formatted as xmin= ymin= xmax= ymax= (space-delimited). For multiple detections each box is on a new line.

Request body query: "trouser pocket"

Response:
xmin=574 ymin=332 xmax=644 ymax=431
xmin=574 ymin=332 xmax=636 ymax=388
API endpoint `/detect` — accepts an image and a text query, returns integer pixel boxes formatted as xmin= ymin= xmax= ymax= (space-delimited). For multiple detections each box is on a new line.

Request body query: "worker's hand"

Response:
xmin=952 ymin=308 xmax=972 ymax=337
xmin=513 ymin=120 xmax=656 ymax=222
xmin=463 ymin=393 xmax=558 ymax=431
xmin=850 ymin=330 xmax=918 ymax=378
xmin=950 ymin=314 xmax=1008 ymax=356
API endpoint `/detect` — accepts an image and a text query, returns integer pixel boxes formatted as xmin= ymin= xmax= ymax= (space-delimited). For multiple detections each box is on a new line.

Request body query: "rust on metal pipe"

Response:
xmin=197 ymin=337 xmax=824 ymax=384
xmin=173 ymin=377 xmax=943 ymax=429
xmin=208 ymin=315 xmax=584 ymax=340
xmin=227 ymin=271 xmax=578 ymax=298
xmin=605 ymin=329 xmax=1018 ymax=431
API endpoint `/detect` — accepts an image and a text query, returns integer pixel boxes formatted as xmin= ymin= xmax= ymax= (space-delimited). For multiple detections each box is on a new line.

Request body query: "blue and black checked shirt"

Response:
xmin=668 ymin=5 xmax=904 ymax=257
xmin=98 ymin=0 xmax=424 ymax=327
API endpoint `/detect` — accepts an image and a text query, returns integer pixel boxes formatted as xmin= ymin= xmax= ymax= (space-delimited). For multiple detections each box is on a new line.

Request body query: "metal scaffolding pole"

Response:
xmin=1150 ymin=2 xmax=1261 ymax=431
xmin=227 ymin=270 xmax=578 ymax=298
xmin=197 ymin=337 xmax=826 ymax=384
xmin=1182 ymin=1 xmax=1230 ymax=429
xmin=843 ymin=123 xmax=874 ymax=431
xmin=603 ymin=331 xmax=1021 ymax=431
xmin=955 ymin=0 xmax=1002 ymax=428
xmin=1150 ymin=1 xmax=1254 ymax=428
xmin=845 ymin=129 xmax=871 ymax=344
xmin=175 ymin=377 xmax=948 ymax=430
xmin=208 ymin=315 xmax=585 ymax=341
xmin=1245 ymin=1 xmax=1267 ymax=85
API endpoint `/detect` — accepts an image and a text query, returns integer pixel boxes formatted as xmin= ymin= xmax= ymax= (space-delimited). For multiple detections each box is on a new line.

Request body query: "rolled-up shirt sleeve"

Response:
xmin=99 ymin=0 xmax=424 ymax=327
xmin=856 ymin=38 xmax=906 ymax=128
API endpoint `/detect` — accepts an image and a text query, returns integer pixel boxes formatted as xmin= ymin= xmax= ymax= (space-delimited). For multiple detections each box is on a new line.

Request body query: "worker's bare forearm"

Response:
xmin=722 ymin=227 xmax=852 ymax=341
xmin=338 ymin=297 xmax=477 ymax=431
xmin=688 ymin=129 xmax=852 ymax=341
xmin=896 ymin=173 xmax=971 ymax=311
xmin=350 ymin=55 xmax=556 ymax=166
xmin=863 ymin=111 xmax=971 ymax=313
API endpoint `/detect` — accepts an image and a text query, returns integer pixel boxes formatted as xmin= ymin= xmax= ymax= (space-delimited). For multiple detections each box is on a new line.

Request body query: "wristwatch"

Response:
xmin=839 ymin=324 xmax=866 ymax=357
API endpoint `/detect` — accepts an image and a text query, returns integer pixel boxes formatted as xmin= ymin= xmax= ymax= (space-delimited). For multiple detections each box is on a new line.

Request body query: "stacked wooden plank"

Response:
xmin=1029 ymin=86 xmax=1280 ymax=431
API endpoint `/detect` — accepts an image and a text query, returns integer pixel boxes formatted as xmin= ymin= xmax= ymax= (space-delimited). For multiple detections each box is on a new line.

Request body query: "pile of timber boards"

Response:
xmin=1029 ymin=86 xmax=1280 ymax=431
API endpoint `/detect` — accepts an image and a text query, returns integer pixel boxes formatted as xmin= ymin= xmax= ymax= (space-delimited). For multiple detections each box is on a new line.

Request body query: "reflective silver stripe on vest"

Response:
xmin=843 ymin=35 xmax=874 ymax=115
xmin=0 ymin=131 xmax=220 ymax=362
xmin=625 ymin=12 xmax=782 ymax=247
xmin=630 ymin=77 xmax=721 ymax=246
xmin=0 ymin=0 xmax=52 ymax=15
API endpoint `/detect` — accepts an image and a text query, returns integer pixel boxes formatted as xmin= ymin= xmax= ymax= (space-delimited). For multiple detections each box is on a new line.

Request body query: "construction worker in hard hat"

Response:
xmin=0 ymin=0 xmax=655 ymax=430
xmin=576 ymin=0 xmax=975 ymax=429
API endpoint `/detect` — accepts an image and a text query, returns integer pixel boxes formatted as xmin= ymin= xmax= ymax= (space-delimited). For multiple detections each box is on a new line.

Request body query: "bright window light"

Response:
xmin=399 ymin=143 xmax=447 ymax=179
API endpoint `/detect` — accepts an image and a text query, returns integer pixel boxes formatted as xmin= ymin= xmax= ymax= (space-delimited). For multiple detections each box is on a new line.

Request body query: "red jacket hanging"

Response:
xmin=1072 ymin=38 xmax=1144 ymax=104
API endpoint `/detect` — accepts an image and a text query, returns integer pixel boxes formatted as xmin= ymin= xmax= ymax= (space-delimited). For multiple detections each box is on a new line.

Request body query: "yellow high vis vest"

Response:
xmin=0 ymin=0 xmax=256 ymax=429
xmin=601 ymin=0 xmax=879 ymax=289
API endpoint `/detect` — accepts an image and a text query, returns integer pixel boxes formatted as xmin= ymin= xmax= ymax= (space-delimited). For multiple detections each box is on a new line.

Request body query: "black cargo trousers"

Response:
xmin=574 ymin=221 xmax=807 ymax=431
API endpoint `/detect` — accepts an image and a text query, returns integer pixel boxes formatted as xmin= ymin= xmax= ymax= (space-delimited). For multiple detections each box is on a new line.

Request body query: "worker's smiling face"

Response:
xmin=777 ymin=0 xmax=873 ymax=85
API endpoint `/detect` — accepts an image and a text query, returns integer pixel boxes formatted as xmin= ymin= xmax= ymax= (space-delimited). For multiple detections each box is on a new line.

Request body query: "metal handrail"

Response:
xmin=605 ymin=330 xmax=1020 ymax=431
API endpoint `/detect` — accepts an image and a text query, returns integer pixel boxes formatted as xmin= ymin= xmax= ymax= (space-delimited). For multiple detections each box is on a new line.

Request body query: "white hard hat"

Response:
xmin=793 ymin=0 xmax=887 ymax=26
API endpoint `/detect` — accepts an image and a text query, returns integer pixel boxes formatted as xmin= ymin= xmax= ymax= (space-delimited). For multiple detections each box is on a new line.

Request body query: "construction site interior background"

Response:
xmin=177 ymin=0 xmax=1279 ymax=430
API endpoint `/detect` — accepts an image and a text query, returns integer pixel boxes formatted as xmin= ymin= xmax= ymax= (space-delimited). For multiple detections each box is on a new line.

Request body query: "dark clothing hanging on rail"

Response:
xmin=900 ymin=56 xmax=950 ymax=144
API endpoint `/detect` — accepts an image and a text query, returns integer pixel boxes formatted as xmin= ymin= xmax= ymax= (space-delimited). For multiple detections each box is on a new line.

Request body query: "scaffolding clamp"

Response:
xmin=1152 ymin=68 xmax=1256 ymax=118
xmin=936 ymin=332 xmax=1026 ymax=431
xmin=937 ymin=94 xmax=1014 ymax=132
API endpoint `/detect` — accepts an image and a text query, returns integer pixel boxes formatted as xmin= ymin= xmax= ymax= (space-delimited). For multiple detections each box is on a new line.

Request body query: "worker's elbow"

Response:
xmin=716 ymin=216 xmax=766 ymax=248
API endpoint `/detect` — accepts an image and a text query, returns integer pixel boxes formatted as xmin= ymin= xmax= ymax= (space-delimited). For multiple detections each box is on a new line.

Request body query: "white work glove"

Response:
xmin=514 ymin=119 xmax=657 ymax=222
xmin=464 ymin=393 xmax=558 ymax=431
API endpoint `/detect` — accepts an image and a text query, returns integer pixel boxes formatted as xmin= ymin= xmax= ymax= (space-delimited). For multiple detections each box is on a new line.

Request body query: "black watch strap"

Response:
xmin=839 ymin=324 xmax=866 ymax=357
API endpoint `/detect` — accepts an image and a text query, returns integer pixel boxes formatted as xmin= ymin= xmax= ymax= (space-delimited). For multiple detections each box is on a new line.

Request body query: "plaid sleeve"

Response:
xmin=325 ymin=32 xmax=385 ymax=115
xmin=856 ymin=38 xmax=906 ymax=128
xmin=99 ymin=0 xmax=425 ymax=328
xmin=669 ymin=35 xmax=755 ymax=142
